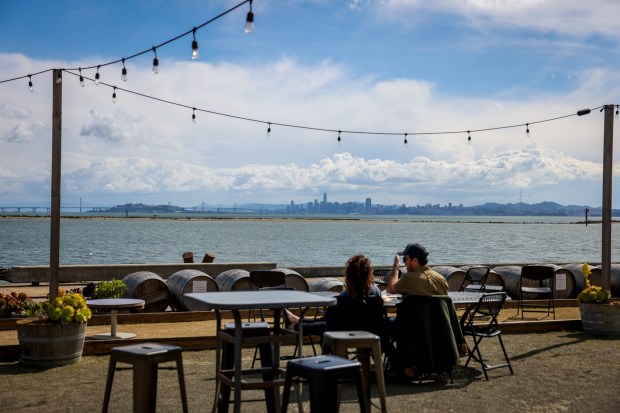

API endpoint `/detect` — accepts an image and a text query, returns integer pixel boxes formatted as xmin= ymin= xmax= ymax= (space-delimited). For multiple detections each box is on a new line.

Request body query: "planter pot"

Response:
xmin=16 ymin=318 xmax=87 ymax=368
xmin=579 ymin=302 xmax=620 ymax=338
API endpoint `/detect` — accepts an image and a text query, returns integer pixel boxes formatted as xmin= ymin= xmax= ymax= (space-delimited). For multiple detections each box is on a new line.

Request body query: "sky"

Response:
xmin=0 ymin=0 xmax=619 ymax=209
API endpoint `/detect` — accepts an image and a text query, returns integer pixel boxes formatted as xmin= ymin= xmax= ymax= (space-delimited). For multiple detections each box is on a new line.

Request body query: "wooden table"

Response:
xmin=87 ymin=298 xmax=145 ymax=339
xmin=185 ymin=290 xmax=337 ymax=413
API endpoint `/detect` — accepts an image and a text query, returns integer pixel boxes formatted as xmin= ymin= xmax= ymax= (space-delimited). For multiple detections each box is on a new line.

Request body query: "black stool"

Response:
xmin=282 ymin=355 xmax=367 ymax=413
xmin=102 ymin=342 xmax=188 ymax=413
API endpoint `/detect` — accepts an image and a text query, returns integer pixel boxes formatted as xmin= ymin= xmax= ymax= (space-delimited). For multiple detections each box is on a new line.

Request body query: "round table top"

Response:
xmin=87 ymin=298 xmax=145 ymax=309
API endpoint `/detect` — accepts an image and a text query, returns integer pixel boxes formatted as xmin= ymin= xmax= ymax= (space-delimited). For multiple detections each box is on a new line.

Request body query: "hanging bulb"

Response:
xmin=112 ymin=87 xmax=117 ymax=103
xmin=526 ymin=123 xmax=530 ymax=137
xmin=616 ymin=105 xmax=619 ymax=119
xmin=245 ymin=0 xmax=254 ymax=33
xmin=404 ymin=133 xmax=408 ymax=147
xmin=267 ymin=123 xmax=271 ymax=137
xmin=121 ymin=58 xmax=128 ymax=82
xmin=192 ymin=108 xmax=197 ymax=123
xmin=337 ymin=130 xmax=342 ymax=145
xmin=191 ymin=28 xmax=199 ymax=59
xmin=56 ymin=71 xmax=62 ymax=84
xmin=152 ymin=47 xmax=159 ymax=74
xmin=467 ymin=131 xmax=471 ymax=144
xmin=79 ymin=68 xmax=85 ymax=87
xmin=95 ymin=66 xmax=100 ymax=86
xmin=28 ymin=75 xmax=33 ymax=92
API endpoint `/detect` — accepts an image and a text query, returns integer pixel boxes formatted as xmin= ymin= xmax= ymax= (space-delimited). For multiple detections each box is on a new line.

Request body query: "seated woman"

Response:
xmin=284 ymin=254 xmax=394 ymax=359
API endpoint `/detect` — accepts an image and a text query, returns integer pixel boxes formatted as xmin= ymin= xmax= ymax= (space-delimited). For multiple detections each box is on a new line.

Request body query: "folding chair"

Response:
xmin=518 ymin=265 xmax=556 ymax=319
xmin=458 ymin=266 xmax=491 ymax=292
xmin=461 ymin=292 xmax=513 ymax=380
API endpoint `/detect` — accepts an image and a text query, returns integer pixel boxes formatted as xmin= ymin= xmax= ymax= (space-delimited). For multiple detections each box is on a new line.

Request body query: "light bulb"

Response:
xmin=28 ymin=76 xmax=33 ymax=92
xmin=526 ymin=123 xmax=530 ymax=137
xmin=56 ymin=72 xmax=62 ymax=84
xmin=192 ymin=40 xmax=199 ymax=59
xmin=95 ymin=70 xmax=100 ymax=86
xmin=245 ymin=11 xmax=254 ymax=33
xmin=112 ymin=87 xmax=117 ymax=103
xmin=152 ymin=57 xmax=159 ymax=74
xmin=192 ymin=109 xmax=196 ymax=123
xmin=121 ymin=67 xmax=128 ymax=82
xmin=267 ymin=123 xmax=271 ymax=137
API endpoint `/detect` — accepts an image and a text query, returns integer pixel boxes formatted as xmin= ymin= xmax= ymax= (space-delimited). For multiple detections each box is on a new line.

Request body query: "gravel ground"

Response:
xmin=0 ymin=330 xmax=618 ymax=413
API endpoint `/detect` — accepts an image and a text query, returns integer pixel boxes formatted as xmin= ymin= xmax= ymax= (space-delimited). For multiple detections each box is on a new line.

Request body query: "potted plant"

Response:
xmin=577 ymin=263 xmax=619 ymax=337
xmin=16 ymin=289 xmax=92 ymax=368
xmin=0 ymin=292 xmax=35 ymax=318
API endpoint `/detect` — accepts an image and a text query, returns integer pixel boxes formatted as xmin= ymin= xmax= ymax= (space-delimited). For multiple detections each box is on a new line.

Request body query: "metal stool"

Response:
xmin=102 ymin=342 xmax=189 ymax=413
xmin=282 ymin=355 xmax=367 ymax=413
xmin=322 ymin=331 xmax=387 ymax=413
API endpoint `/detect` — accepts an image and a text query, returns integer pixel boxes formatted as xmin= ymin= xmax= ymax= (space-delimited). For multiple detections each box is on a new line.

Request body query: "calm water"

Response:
xmin=0 ymin=214 xmax=617 ymax=269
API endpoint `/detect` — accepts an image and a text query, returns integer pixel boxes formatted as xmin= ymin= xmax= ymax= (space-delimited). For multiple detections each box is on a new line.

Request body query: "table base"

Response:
xmin=90 ymin=332 xmax=137 ymax=340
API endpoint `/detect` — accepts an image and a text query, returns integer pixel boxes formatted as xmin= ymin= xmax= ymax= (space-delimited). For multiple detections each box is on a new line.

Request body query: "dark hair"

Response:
xmin=343 ymin=254 xmax=374 ymax=299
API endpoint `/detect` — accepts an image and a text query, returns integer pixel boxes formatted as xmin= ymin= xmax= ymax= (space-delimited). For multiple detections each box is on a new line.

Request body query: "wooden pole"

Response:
xmin=601 ymin=104 xmax=614 ymax=291
xmin=49 ymin=69 xmax=62 ymax=300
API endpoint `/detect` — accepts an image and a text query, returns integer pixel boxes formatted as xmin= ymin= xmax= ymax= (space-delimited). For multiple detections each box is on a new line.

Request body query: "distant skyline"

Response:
xmin=1 ymin=1 xmax=619 ymax=208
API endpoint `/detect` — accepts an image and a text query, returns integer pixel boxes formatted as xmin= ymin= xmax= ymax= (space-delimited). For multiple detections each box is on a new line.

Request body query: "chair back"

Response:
xmin=249 ymin=270 xmax=287 ymax=291
xmin=459 ymin=266 xmax=490 ymax=291
xmin=325 ymin=295 xmax=386 ymax=335
xmin=520 ymin=265 xmax=555 ymax=283
xmin=395 ymin=295 xmax=463 ymax=374
xmin=462 ymin=292 xmax=507 ymax=334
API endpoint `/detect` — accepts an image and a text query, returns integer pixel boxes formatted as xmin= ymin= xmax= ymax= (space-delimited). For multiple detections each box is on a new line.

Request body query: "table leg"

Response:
xmin=232 ymin=310 xmax=243 ymax=413
xmin=110 ymin=309 xmax=118 ymax=337
xmin=212 ymin=310 xmax=224 ymax=413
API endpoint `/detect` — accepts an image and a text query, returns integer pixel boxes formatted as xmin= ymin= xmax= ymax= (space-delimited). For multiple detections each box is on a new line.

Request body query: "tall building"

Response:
xmin=365 ymin=197 xmax=372 ymax=211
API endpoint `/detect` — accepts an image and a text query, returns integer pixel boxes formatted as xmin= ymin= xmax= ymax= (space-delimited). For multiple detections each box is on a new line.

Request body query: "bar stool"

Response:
xmin=322 ymin=331 xmax=387 ymax=413
xmin=102 ymin=342 xmax=189 ymax=413
xmin=281 ymin=355 xmax=367 ymax=413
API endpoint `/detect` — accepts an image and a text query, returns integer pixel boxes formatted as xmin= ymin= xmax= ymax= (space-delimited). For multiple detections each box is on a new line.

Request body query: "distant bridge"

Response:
xmin=0 ymin=206 xmax=111 ymax=213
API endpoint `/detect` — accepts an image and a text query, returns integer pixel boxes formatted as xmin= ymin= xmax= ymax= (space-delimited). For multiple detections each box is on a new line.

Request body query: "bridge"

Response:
xmin=0 ymin=206 xmax=111 ymax=213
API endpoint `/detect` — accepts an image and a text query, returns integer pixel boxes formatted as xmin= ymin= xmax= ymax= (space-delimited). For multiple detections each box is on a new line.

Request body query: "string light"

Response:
xmin=56 ymin=71 xmax=62 ymax=84
xmin=79 ymin=68 xmax=85 ymax=87
xmin=121 ymin=58 xmax=128 ymax=82
xmin=95 ymin=65 xmax=100 ymax=86
xmin=152 ymin=47 xmax=159 ymax=75
xmin=267 ymin=122 xmax=271 ymax=137
xmin=337 ymin=130 xmax=342 ymax=145
xmin=112 ymin=87 xmax=117 ymax=103
xmin=467 ymin=131 xmax=471 ymax=143
xmin=192 ymin=27 xmax=199 ymax=59
xmin=245 ymin=0 xmax=254 ymax=33
xmin=404 ymin=133 xmax=408 ymax=146
xmin=616 ymin=105 xmax=619 ymax=119
xmin=28 ymin=75 xmax=33 ymax=92
xmin=526 ymin=123 xmax=530 ymax=137
xmin=192 ymin=108 xmax=197 ymax=123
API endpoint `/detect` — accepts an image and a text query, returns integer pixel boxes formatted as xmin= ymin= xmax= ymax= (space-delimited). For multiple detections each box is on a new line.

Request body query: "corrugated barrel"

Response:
xmin=309 ymin=278 xmax=344 ymax=292
xmin=563 ymin=263 xmax=603 ymax=293
xmin=600 ymin=264 xmax=620 ymax=297
xmin=432 ymin=266 xmax=466 ymax=291
xmin=274 ymin=268 xmax=309 ymax=292
xmin=493 ymin=266 xmax=533 ymax=300
xmin=547 ymin=264 xmax=576 ymax=298
xmin=167 ymin=269 xmax=219 ymax=311
xmin=215 ymin=269 xmax=251 ymax=291
xmin=123 ymin=271 xmax=169 ymax=312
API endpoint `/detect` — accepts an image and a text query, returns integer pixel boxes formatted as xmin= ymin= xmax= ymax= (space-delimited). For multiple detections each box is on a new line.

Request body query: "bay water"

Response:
xmin=0 ymin=214 xmax=617 ymax=269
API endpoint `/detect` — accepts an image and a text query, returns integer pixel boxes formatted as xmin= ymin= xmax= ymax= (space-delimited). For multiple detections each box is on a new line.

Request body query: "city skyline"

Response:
xmin=1 ymin=1 xmax=619 ymax=208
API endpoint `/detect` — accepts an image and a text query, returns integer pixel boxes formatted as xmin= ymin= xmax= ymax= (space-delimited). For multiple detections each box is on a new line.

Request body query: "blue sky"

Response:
xmin=0 ymin=0 xmax=619 ymax=208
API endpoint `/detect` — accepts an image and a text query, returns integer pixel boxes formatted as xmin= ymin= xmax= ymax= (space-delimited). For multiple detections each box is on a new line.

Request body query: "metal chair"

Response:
xmin=459 ymin=266 xmax=491 ymax=292
xmin=519 ymin=265 xmax=556 ymax=319
xmin=461 ymin=292 xmax=513 ymax=380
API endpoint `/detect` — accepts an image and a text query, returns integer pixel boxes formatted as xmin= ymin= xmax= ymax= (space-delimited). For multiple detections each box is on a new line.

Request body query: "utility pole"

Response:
xmin=601 ymin=105 xmax=614 ymax=291
xmin=49 ymin=69 xmax=62 ymax=299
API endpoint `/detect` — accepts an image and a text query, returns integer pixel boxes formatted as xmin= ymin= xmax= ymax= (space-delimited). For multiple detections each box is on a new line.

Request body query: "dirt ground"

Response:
xmin=0 ymin=330 xmax=618 ymax=413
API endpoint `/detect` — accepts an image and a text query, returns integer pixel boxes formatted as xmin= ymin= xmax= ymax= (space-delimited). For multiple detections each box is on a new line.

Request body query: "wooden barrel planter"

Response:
xmin=309 ymin=278 xmax=344 ymax=293
xmin=564 ymin=263 xmax=603 ymax=293
xmin=122 ymin=271 xmax=169 ymax=312
xmin=166 ymin=269 xmax=219 ymax=311
xmin=16 ymin=318 xmax=86 ymax=368
xmin=432 ymin=266 xmax=466 ymax=291
xmin=215 ymin=269 xmax=251 ymax=291
xmin=274 ymin=268 xmax=309 ymax=292
xmin=580 ymin=302 xmax=620 ymax=337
